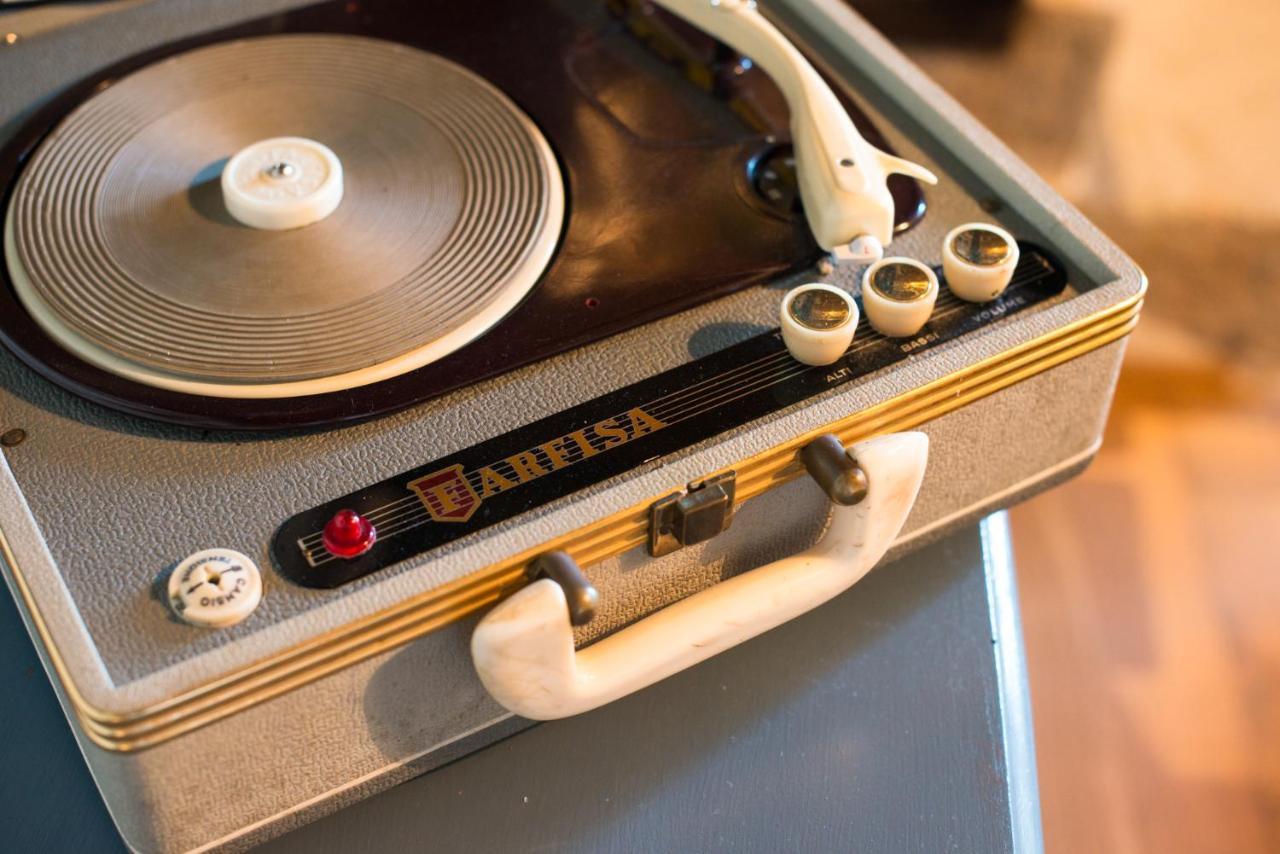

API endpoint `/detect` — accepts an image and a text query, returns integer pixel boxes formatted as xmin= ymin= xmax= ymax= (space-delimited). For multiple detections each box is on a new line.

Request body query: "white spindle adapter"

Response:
xmin=221 ymin=136 xmax=344 ymax=231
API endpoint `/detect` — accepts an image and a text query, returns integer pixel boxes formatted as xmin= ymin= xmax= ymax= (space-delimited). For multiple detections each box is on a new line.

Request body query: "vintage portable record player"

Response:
xmin=0 ymin=0 xmax=1144 ymax=850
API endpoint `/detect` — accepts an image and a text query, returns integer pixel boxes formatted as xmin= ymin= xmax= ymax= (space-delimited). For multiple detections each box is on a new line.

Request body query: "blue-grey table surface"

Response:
xmin=0 ymin=515 xmax=1042 ymax=853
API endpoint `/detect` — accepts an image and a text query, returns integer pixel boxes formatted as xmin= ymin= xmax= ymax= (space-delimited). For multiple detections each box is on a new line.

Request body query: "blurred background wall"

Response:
xmin=867 ymin=0 xmax=1280 ymax=850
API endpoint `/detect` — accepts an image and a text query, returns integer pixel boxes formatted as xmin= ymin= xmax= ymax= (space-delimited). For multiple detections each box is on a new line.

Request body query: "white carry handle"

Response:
xmin=650 ymin=0 xmax=937 ymax=254
xmin=471 ymin=431 xmax=928 ymax=720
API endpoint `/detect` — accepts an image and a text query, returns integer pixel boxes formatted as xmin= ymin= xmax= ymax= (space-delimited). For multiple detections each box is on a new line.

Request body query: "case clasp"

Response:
xmin=647 ymin=472 xmax=737 ymax=557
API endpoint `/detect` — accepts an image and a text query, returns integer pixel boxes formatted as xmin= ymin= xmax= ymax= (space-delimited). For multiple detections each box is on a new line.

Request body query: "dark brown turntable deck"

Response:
xmin=0 ymin=0 xmax=924 ymax=430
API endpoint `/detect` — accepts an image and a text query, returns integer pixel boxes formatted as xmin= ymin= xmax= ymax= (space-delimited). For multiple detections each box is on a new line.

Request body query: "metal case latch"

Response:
xmin=648 ymin=472 xmax=737 ymax=557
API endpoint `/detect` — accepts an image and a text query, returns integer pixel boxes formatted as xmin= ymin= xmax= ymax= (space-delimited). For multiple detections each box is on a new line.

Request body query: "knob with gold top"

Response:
xmin=860 ymin=257 xmax=939 ymax=338
xmin=780 ymin=283 xmax=859 ymax=366
xmin=942 ymin=223 xmax=1019 ymax=302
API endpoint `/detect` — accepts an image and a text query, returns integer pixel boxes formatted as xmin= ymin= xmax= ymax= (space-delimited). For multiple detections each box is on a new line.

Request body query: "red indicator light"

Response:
xmin=322 ymin=509 xmax=377 ymax=559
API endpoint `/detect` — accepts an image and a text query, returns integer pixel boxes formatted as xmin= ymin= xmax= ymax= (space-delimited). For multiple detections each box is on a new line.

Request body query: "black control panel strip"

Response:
xmin=273 ymin=245 xmax=1066 ymax=587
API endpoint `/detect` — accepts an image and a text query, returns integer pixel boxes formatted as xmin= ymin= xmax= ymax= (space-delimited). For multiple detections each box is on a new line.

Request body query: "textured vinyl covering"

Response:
xmin=0 ymin=2 xmax=1146 ymax=849
xmin=0 ymin=168 xmax=1039 ymax=696
xmin=0 ymin=0 xmax=1143 ymax=717
xmin=49 ymin=344 xmax=1118 ymax=854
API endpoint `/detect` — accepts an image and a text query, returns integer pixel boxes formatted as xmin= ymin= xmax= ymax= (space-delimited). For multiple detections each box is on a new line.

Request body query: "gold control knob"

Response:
xmin=942 ymin=223 xmax=1019 ymax=302
xmin=860 ymin=258 xmax=939 ymax=338
xmin=780 ymin=283 xmax=858 ymax=366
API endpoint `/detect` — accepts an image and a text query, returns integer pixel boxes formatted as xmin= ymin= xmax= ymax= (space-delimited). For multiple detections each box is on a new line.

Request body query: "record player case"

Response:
xmin=0 ymin=0 xmax=1143 ymax=850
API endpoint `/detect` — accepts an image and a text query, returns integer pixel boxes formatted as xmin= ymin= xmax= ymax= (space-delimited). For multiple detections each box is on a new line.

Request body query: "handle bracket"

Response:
xmin=528 ymin=551 xmax=599 ymax=627
xmin=800 ymin=433 xmax=868 ymax=506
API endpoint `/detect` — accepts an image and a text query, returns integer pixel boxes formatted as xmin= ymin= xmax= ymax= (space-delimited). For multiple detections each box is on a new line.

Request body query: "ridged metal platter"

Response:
xmin=3 ymin=34 xmax=564 ymax=398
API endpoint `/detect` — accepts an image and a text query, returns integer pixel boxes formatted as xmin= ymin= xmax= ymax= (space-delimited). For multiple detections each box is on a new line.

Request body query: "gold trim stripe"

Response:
xmin=2 ymin=292 xmax=1142 ymax=752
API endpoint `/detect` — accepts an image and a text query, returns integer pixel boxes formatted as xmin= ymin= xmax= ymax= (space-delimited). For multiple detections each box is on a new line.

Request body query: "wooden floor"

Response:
xmin=894 ymin=0 xmax=1280 ymax=850
xmin=1011 ymin=329 xmax=1280 ymax=853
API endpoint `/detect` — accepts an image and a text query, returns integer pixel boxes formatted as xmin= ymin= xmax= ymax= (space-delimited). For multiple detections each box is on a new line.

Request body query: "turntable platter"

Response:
xmin=3 ymin=34 xmax=564 ymax=398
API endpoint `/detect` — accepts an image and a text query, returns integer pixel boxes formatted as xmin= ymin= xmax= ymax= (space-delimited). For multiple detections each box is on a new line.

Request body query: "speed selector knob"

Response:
xmin=781 ymin=284 xmax=858 ymax=366
xmin=942 ymin=223 xmax=1019 ymax=302
xmin=861 ymin=258 xmax=938 ymax=338
xmin=168 ymin=549 xmax=263 ymax=628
